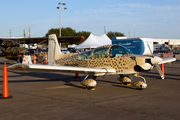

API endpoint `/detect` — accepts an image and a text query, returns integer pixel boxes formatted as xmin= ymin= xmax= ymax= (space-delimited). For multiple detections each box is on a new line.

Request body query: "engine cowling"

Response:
xmin=131 ymin=81 xmax=147 ymax=90
xmin=1 ymin=40 xmax=15 ymax=54
xmin=117 ymin=75 xmax=132 ymax=85
xmin=81 ymin=79 xmax=97 ymax=90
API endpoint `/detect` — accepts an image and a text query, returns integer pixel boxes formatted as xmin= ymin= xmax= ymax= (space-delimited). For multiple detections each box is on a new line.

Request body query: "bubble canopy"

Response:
xmin=78 ymin=45 xmax=132 ymax=60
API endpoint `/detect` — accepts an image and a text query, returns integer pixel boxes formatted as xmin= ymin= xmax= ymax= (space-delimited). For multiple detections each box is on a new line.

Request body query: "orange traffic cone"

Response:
xmin=0 ymin=63 xmax=13 ymax=99
xmin=168 ymin=51 xmax=170 ymax=58
xmin=75 ymin=73 xmax=79 ymax=77
xmin=161 ymin=64 xmax=165 ymax=79
xmin=45 ymin=52 xmax=48 ymax=64
xmin=74 ymin=73 xmax=80 ymax=78
xmin=34 ymin=52 xmax=36 ymax=64
xmin=160 ymin=53 xmax=165 ymax=79
xmin=23 ymin=54 xmax=25 ymax=64
xmin=168 ymin=51 xmax=171 ymax=67
xmin=39 ymin=52 xmax=41 ymax=65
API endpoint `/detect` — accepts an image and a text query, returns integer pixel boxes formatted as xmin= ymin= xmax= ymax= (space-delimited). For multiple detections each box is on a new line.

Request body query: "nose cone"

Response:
xmin=151 ymin=56 xmax=162 ymax=65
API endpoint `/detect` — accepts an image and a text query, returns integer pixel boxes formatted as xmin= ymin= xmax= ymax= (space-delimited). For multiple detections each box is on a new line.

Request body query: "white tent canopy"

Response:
xmin=75 ymin=34 xmax=112 ymax=49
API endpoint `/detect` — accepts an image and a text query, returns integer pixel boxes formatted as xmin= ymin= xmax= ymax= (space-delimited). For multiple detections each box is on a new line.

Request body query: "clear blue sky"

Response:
xmin=0 ymin=0 xmax=180 ymax=39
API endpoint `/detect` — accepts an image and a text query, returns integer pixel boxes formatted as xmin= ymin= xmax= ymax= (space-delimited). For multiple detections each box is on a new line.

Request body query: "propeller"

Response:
xmin=146 ymin=41 xmax=164 ymax=79
xmin=154 ymin=64 xmax=164 ymax=79
xmin=150 ymin=56 xmax=162 ymax=64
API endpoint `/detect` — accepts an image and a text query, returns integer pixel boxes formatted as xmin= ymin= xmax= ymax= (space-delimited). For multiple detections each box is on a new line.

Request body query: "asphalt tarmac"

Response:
xmin=0 ymin=56 xmax=180 ymax=120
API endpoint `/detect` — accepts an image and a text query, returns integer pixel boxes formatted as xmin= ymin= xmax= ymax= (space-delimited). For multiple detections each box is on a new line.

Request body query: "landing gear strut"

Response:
xmin=132 ymin=74 xmax=147 ymax=90
xmin=117 ymin=75 xmax=132 ymax=85
xmin=117 ymin=74 xmax=147 ymax=90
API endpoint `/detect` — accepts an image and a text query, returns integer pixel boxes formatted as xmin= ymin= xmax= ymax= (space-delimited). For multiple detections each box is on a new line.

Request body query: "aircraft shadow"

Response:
xmin=143 ymin=72 xmax=180 ymax=81
xmin=96 ymin=79 xmax=120 ymax=84
xmin=112 ymin=84 xmax=137 ymax=90
xmin=64 ymin=82 xmax=85 ymax=89
xmin=96 ymin=79 xmax=137 ymax=90
xmin=0 ymin=69 xmax=85 ymax=89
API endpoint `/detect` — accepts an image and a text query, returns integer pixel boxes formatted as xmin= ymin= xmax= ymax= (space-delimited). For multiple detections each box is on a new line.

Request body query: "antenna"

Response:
xmin=28 ymin=27 xmax=31 ymax=38
xmin=104 ymin=26 xmax=106 ymax=34
xmin=23 ymin=29 xmax=26 ymax=38
xmin=9 ymin=29 xmax=12 ymax=37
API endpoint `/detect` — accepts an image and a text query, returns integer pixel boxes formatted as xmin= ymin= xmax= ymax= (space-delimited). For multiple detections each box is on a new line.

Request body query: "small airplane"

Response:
xmin=153 ymin=44 xmax=170 ymax=53
xmin=153 ymin=44 xmax=180 ymax=56
xmin=0 ymin=36 xmax=84 ymax=61
xmin=8 ymin=34 xmax=176 ymax=90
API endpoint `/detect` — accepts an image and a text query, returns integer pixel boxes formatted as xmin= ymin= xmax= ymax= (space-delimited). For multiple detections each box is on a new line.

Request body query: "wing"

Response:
xmin=21 ymin=36 xmax=84 ymax=44
xmin=154 ymin=58 xmax=176 ymax=79
xmin=0 ymin=36 xmax=84 ymax=44
xmin=8 ymin=63 xmax=116 ymax=76
xmin=158 ymin=58 xmax=176 ymax=64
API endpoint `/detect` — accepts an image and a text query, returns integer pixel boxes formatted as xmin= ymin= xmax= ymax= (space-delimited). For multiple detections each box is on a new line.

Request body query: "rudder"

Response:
xmin=48 ymin=34 xmax=63 ymax=65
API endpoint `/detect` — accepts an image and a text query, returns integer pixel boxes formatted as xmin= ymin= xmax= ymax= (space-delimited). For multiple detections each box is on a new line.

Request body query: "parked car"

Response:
xmin=42 ymin=48 xmax=48 ymax=53
xmin=67 ymin=47 xmax=81 ymax=53
xmin=0 ymin=50 xmax=3 ymax=56
xmin=27 ymin=48 xmax=44 ymax=55
xmin=61 ymin=49 xmax=70 ymax=54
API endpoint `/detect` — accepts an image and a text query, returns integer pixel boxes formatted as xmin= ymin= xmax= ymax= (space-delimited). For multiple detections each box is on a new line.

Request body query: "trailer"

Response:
xmin=112 ymin=37 xmax=153 ymax=55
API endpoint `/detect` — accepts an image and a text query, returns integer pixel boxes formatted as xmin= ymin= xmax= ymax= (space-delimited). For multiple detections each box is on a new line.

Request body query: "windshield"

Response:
xmin=93 ymin=47 xmax=109 ymax=59
xmin=124 ymin=47 xmax=133 ymax=54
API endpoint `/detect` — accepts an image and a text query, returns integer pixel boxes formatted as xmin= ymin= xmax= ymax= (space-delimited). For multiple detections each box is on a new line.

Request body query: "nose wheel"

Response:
xmin=117 ymin=74 xmax=147 ymax=90
xmin=132 ymin=74 xmax=147 ymax=90
xmin=133 ymin=74 xmax=147 ymax=83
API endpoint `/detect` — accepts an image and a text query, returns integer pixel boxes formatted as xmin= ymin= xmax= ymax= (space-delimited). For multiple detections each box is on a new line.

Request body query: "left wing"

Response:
xmin=158 ymin=58 xmax=176 ymax=64
xmin=155 ymin=57 xmax=176 ymax=79
xmin=8 ymin=63 xmax=116 ymax=76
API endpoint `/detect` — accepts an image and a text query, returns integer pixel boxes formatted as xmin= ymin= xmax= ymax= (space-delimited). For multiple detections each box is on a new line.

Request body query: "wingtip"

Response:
xmin=7 ymin=63 xmax=29 ymax=69
xmin=158 ymin=58 xmax=176 ymax=64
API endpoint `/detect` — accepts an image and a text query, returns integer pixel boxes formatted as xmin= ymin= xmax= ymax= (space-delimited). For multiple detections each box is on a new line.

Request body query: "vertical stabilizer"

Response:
xmin=48 ymin=34 xmax=62 ymax=65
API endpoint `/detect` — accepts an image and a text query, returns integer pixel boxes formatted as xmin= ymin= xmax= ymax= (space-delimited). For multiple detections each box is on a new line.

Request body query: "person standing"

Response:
xmin=18 ymin=53 xmax=22 ymax=63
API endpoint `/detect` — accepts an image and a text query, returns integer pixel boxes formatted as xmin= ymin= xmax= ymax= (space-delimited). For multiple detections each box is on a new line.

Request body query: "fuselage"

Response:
xmin=55 ymin=45 xmax=153 ymax=75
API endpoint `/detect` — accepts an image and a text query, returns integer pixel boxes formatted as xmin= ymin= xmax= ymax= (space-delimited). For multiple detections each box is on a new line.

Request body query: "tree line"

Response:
xmin=45 ymin=27 xmax=125 ymax=47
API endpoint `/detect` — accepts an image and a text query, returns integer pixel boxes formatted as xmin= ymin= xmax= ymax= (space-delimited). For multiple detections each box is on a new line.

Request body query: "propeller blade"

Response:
xmin=146 ymin=41 xmax=154 ymax=57
xmin=154 ymin=64 xmax=164 ymax=79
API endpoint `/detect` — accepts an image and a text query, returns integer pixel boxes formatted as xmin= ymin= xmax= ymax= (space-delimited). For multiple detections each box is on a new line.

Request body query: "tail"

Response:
xmin=48 ymin=34 xmax=64 ymax=65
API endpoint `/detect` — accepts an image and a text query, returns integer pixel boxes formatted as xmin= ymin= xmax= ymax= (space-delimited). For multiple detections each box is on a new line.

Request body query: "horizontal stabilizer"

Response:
xmin=158 ymin=58 xmax=176 ymax=64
